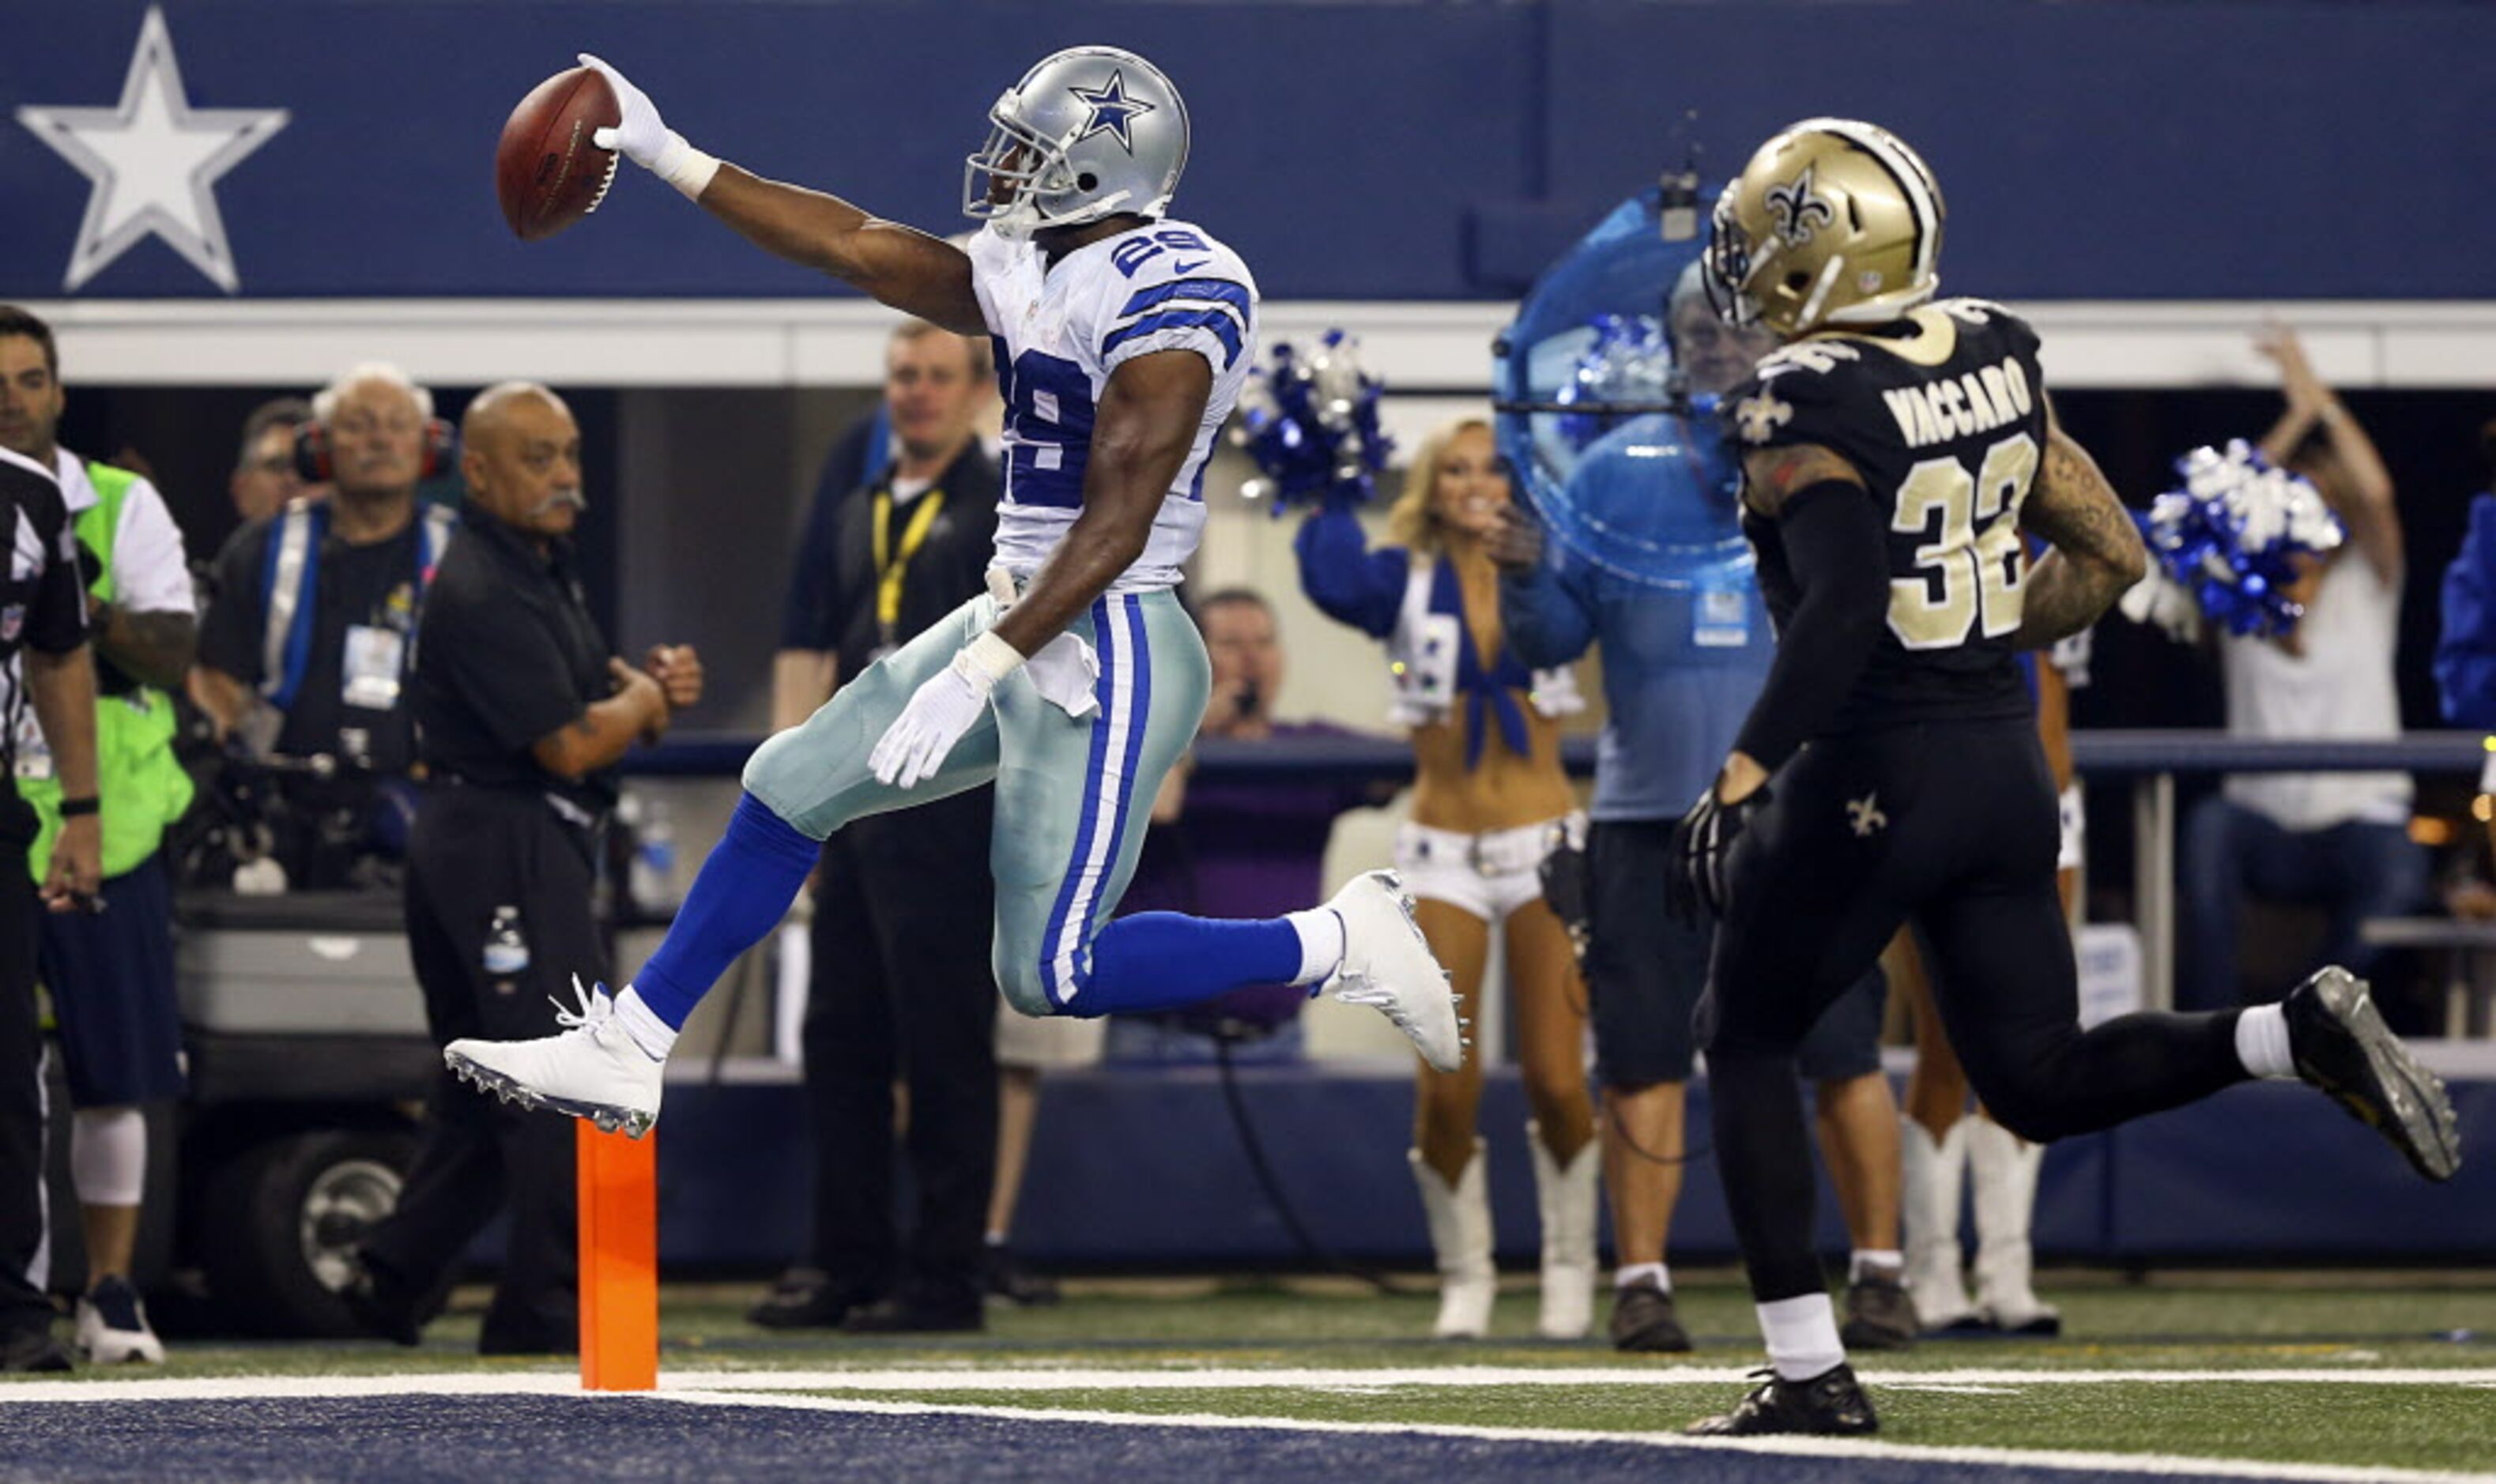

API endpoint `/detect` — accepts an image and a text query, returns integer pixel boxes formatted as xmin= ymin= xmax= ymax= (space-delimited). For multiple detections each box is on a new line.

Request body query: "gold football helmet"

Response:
xmin=1705 ymin=119 xmax=1945 ymax=339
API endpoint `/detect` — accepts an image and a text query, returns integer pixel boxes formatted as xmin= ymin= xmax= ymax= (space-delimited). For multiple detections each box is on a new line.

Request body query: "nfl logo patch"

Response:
xmin=0 ymin=605 xmax=21 ymax=643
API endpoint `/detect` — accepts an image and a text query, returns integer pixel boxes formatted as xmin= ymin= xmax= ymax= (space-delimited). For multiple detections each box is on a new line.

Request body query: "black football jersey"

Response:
xmin=1726 ymin=299 xmax=2048 ymax=734
xmin=0 ymin=448 xmax=89 ymax=846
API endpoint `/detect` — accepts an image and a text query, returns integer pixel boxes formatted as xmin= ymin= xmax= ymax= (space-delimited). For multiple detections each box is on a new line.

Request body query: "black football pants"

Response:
xmin=1698 ymin=718 xmax=2249 ymax=1304
xmin=0 ymin=844 xmax=53 ymax=1340
xmin=804 ymin=788 xmax=999 ymax=1305
xmin=364 ymin=785 xmax=604 ymax=1351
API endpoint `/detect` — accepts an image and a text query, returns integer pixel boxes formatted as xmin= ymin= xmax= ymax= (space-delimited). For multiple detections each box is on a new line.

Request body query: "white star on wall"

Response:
xmin=15 ymin=6 xmax=288 ymax=293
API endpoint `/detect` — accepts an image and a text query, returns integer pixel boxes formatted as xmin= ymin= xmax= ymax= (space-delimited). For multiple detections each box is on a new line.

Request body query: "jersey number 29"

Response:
xmin=1890 ymin=432 xmax=2038 ymax=650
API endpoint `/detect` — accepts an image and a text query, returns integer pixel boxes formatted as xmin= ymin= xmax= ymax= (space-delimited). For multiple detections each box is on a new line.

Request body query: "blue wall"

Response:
xmin=5 ymin=2 xmax=2493 ymax=302
xmin=652 ymin=1068 xmax=2496 ymax=1268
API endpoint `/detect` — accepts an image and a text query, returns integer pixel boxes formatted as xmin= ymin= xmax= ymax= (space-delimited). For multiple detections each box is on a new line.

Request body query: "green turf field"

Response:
xmin=9 ymin=1271 xmax=2493 ymax=1475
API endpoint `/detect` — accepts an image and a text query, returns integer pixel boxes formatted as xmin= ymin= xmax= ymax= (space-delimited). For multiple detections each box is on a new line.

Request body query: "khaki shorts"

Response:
xmin=994 ymin=997 xmax=1106 ymax=1069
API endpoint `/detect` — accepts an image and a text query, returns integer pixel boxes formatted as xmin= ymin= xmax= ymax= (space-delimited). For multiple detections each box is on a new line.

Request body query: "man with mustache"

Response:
xmin=345 ymin=382 xmax=700 ymax=1354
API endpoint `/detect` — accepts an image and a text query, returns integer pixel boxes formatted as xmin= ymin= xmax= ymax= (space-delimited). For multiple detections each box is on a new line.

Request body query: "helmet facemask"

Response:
xmin=1702 ymin=192 xmax=1766 ymax=332
xmin=965 ymin=103 xmax=1069 ymax=240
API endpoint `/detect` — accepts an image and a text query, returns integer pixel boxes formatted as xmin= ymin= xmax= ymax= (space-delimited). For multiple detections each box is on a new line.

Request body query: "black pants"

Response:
xmin=805 ymin=788 xmax=998 ymax=1303
xmin=1700 ymin=718 xmax=2247 ymax=1304
xmin=364 ymin=785 xmax=604 ymax=1351
xmin=0 ymin=840 xmax=52 ymax=1338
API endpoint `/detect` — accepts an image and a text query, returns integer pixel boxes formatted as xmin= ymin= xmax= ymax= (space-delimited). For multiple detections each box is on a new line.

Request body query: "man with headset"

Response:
xmin=196 ymin=363 xmax=457 ymax=886
xmin=1496 ymin=267 xmax=1912 ymax=1356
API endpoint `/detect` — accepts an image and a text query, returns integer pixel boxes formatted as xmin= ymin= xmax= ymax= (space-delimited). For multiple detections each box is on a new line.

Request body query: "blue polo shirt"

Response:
xmin=1500 ymin=412 xmax=1767 ymax=822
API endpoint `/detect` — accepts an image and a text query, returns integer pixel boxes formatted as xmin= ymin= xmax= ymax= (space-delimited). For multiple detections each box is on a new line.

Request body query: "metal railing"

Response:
xmin=630 ymin=728 xmax=2493 ymax=1013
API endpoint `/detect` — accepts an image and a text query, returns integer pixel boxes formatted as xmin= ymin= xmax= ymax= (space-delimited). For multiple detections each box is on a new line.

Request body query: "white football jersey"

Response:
xmin=969 ymin=217 xmax=1258 ymax=590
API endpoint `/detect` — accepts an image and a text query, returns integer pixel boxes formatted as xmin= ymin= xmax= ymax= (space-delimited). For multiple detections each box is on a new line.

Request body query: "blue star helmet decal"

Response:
xmin=1067 ymin=68 xmax=1155 ymax=153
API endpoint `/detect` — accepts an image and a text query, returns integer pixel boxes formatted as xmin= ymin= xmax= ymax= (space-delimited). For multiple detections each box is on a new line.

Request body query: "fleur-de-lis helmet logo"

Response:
xmin=1764 ymin=165 xmax=1836 ymax=246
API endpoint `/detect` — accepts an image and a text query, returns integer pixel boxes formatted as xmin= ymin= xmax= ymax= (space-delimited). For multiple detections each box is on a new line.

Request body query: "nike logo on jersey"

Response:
xmin=1171 ymin=258 xmax=1210 ymax=273
xmin=1882 ymin=356 xmax=2036 ymax=449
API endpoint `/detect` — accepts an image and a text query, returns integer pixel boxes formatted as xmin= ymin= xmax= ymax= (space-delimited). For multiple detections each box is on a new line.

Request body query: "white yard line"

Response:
xmin=650 ymin=1365 xmax=2496 ymax=1392
xmin=5 ymin=1363 xmax=2496 ymax=1403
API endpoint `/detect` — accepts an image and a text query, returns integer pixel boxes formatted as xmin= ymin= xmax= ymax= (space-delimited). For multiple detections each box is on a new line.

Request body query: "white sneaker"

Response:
xmin=1325 ymin=870 xmax=1464 ymax=1072
xmin=445 ymin=977 xmax=664 ymax=1138
xmin=76 ymin=1276 xmax=164 ymax=1364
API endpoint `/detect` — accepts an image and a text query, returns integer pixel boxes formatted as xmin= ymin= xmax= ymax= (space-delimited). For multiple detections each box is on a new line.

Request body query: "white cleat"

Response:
xmin=1325 ymin=869 xmax=1465 ymax=1072
xmin=75 ymin=1277 xmax=164 ymax=1364
xmin=444 ymin=977 xmax=664 ymax=1139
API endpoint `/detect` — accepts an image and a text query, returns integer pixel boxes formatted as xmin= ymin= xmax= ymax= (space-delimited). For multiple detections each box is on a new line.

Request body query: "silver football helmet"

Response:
xmin=963 ymin=46 xmax=1190 ymax=239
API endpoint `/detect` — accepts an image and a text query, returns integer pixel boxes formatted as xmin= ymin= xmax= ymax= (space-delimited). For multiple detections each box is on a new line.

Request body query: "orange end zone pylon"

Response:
xmin=577 ymin=1121 xmax=658 ymax=1391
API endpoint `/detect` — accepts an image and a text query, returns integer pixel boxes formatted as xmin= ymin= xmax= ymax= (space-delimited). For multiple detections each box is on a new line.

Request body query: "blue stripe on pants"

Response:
xmin=1039 ymin=596 xmax=1145 ymax=1008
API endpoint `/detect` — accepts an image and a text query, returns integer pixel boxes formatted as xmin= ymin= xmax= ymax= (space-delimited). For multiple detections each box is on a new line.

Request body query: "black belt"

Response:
xmin=429 ymin=772 xmax=608 ymax=838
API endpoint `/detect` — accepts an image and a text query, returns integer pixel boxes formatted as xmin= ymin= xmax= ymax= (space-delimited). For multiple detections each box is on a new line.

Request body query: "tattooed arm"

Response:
xmin=1740 ymin=441 xmax=1866 ymax=518
xmin=2012 ymin=418 xmax=2148 ymax=651
xmin=90 ymin=601 xmax=195 ymax=694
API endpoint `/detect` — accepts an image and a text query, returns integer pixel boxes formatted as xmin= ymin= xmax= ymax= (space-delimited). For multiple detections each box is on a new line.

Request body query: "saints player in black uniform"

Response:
xmin=1671 ymin=119 xmax=2461 ymax=1437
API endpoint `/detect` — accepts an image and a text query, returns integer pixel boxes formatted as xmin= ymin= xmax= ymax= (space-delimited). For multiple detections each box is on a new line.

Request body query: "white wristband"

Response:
xmin=652 ymin=133 xmax=721 ymax=202
xmin=959 ymin=630 xmax=1026 ymax=687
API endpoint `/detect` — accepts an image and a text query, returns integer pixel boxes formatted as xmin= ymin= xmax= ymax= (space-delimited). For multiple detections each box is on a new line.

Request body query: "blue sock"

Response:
xmin=1070 ymin=913 xmax=1306 ymax=1015
xmin=632 ymin=793 xmax=819 ymax=1030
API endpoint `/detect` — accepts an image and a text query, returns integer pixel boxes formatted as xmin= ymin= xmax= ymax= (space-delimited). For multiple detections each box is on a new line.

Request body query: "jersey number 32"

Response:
xmin=1890 ymin=431 xmax=2038 ymax=650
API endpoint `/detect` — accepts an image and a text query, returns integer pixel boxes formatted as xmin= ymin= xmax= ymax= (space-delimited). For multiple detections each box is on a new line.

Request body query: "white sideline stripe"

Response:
xmin=649 ymin=1389 xmax=2496 ymax=1484
xmin=658 ymin=1365 xmax=2496 ymax=1391
xmin=6 ymin=1365 xmax=2496 ymax=1403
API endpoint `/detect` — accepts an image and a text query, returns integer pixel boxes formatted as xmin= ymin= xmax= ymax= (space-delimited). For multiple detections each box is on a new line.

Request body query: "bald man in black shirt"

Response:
xmin=348 ymin=383 xmax=700 ymax=1355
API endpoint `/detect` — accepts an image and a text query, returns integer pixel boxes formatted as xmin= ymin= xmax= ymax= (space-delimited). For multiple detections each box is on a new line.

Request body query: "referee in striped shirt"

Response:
xmin=0 ymin=444 xmax=103 ymax=1371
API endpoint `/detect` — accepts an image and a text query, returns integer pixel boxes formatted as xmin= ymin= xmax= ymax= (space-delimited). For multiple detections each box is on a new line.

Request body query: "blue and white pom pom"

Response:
xmin=2140 ymin=439 xmax=2344 ymax=637
xmin=1231 ymin=330 xmax=1392 ymax=514
xmin=1555 ymin=313 xmax=1671 ymax=450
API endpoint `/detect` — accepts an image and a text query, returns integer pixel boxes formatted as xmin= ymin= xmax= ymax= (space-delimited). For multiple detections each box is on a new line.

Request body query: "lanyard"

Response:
xmin=872 ymin=485 xmax=946 ymax=642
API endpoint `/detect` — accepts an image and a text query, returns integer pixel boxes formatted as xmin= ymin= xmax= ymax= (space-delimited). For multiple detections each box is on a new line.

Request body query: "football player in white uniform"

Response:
xmin=446 ymin=47 xmax=1461 ymax=1135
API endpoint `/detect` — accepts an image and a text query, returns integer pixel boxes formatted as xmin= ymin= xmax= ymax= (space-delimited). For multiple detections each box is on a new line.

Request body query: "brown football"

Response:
xmin=495 ymin=66 xmax=621 ymax=241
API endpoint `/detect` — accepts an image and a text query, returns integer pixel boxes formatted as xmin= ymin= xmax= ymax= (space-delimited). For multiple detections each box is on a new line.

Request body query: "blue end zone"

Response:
xmin=0 ymin=1395 xmax=2307 ymax=1484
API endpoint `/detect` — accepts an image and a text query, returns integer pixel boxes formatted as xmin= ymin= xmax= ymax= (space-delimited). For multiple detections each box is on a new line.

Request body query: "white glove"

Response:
xmin=577 ymin=53 xmax=718 ymax=198
xmin=869 ymin=633 xmax=1024 ymax=789
xmin=2117 ymin=568 xmax=2204 ymax=645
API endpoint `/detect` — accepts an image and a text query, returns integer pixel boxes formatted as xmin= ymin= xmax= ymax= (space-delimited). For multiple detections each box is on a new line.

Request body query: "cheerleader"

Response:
xmin=1295 ymin=418 xmax=1596 ymax=1339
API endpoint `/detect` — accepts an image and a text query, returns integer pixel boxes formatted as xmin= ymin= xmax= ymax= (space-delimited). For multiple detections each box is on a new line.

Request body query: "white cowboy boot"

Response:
xmin=1528 ymin=1121 xmax=1598 ymax=1340
xmin=1902 ymin=1117 xmax=1978 ymax=1331
xmin=1410 ymin=1139 xmax=1495 ymax=1339
xmin=1968 ymin=1115 xmax=2062 ymax=1335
